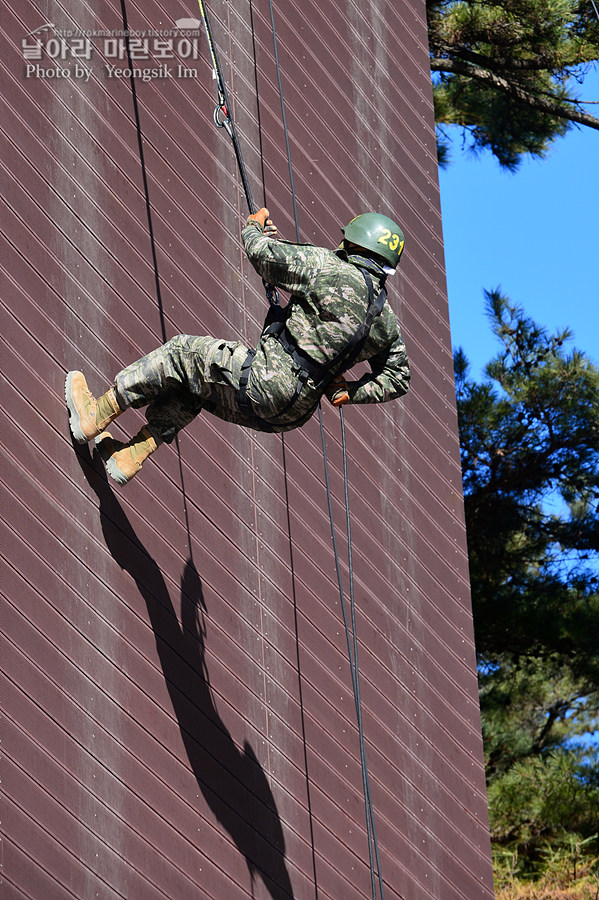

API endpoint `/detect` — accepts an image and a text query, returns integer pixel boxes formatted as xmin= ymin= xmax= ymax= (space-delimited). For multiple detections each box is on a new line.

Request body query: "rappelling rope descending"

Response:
xmin=266 ymin=0 xmax=300 ymax=244
xmin=267 ymin=4 xmax=385 ymax=898
xmin=318 ymin=406 xmax=386 ymax=900
xmin=197 ymin=0 xmax=256 ymax=215
xmin=197 ymin=2 xmax=386 ymax=896
xmin=197 ymin=0 xmax=280 ymax=307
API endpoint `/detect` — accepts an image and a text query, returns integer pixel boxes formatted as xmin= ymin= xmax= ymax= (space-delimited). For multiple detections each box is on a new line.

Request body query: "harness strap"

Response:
xmin=236 ymin=267 xmax=386 ymax=424
xmin=325 ymin=268 xmax=387 ymax=382
xmin=237 ymin=348 xmax=257 ymax=414
xmin=263 ymin=322 xmax=324 ymax=380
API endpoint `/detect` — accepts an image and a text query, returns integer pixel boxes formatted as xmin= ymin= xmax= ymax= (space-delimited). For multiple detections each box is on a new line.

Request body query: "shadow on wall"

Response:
xmin=74 ymin=441 xmax=294 ymax=900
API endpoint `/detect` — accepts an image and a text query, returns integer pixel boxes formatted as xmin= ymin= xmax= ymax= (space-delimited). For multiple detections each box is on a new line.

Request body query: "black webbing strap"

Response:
xmin=263 ymin=323 xmax=323 ymax=379
xmin=321 ymin=268 xmax=387 ymax=386
xmin=237 ymin=348 xmax=257 ymax=413
xmin=236 ymin=266 xmax=386 ymax=422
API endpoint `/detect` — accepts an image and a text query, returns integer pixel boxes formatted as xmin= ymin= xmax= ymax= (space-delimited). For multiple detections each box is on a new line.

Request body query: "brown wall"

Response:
xmin=1 ymin=1 xmax=494 ymax=897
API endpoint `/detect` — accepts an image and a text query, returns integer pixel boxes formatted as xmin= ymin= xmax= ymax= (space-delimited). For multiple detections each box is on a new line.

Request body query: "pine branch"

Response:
xmin=431 ymin=57 xmax=599 ymax=129
xmin=435 ymin=41 xmax=567 ymax=71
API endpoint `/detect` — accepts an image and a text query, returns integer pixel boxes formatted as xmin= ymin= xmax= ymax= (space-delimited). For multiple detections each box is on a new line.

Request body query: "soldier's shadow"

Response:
xmin=75 ymin=443 xmax=294 ymax=899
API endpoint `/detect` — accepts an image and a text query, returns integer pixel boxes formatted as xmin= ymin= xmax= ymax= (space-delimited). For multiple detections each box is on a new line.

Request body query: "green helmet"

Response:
xmin=341 ymin=212 xmax=405 ymax=268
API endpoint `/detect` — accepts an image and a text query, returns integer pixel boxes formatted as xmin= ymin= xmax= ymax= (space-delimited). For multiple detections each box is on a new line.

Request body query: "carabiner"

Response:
xmin=213 ymin=103 xmax=233 ymax=138
xmin=262 ymin=278 xmax=280 ymax=307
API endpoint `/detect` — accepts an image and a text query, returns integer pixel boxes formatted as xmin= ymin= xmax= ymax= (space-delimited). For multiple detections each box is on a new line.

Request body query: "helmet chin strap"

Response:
xmin=336 ymin=242 xmax=396 ymax=275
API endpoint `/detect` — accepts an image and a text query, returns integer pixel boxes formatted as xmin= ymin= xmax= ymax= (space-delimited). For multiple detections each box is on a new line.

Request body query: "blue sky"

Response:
xmin=439 ymin=79 xmax=599 ymax=747
xmin=438 ymin=68 xmax=599 ymax=381
xmin=438 ymin=68 xmax=599 ymax=601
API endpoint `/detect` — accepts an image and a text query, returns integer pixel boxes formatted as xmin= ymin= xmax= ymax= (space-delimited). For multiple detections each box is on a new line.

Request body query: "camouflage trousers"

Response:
xmin=113 ymin=334 xmax=315 ymax=443
xmin=113 ymin=335 xmax=265 ymax=443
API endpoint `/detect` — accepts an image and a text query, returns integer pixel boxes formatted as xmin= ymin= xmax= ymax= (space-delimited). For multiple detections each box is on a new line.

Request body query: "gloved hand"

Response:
xmin=325 ymin=374 xmax=350 ymax=407
xmin=246 ymin=207 xmax=277 ymax=237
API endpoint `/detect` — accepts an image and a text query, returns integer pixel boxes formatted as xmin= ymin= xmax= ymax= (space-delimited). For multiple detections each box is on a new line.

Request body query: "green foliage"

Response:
xmin=480 ymin=655 xmax=599 ymax=776
xmin=434 ymin=73 xmax=570 ymax=169
xmin=479 ymin=654 xmax=599 ymax=877
xmin=456 ymin=291 xmax=599 ymax=676
xmin=427 ymin=0 xmax=599 ymax=167
xmin=456 ymin=294 xmax=599 ymax=883
xmin=488 ymin=752 xmax=599 ymax=849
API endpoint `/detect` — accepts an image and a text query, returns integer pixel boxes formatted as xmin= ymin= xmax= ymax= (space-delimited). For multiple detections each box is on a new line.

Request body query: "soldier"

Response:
xmin=66 ymin=209 xmax=410 ymax=486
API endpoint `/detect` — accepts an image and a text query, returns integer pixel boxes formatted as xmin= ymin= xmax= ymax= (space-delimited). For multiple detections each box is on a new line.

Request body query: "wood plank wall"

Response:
xmin=1 ymin=0 xmax=495 ymax=897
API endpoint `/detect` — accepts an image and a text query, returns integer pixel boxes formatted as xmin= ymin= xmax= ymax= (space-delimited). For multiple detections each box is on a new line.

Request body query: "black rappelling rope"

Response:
xmin=196 ymin=2 xmax=386 ymax=896
xmin=265 ymin=0 xmax=300 ymax=244
xmin=265 ymin=6 xmax=386 ymax=899
xmin=317 ymin=405 xmax=384 ymax=900
xmin=197 ymin=0 xmax=257 ymax=215
xmin=197 ymin=0 xmax=279 ymax=307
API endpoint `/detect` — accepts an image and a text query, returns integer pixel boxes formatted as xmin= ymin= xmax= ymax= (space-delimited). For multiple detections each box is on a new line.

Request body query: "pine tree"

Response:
xmin=427 ymin=0 xmax=599 ymax=168
xmin=456 ymin=290 xmax=599 ymax=677
xmin=456 ymin=293 xmax=599 ymax=885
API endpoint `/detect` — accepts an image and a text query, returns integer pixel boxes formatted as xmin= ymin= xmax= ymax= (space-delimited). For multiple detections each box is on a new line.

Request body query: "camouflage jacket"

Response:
xmin=241 ymin=222 xmax=410 ymax=426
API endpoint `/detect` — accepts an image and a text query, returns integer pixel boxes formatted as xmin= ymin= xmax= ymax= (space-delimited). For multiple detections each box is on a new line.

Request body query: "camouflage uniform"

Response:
xmin=113 ymin=222 xmax=410 ymax=443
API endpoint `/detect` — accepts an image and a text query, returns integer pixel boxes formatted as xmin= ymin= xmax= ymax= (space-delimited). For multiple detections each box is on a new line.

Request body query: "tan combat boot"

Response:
xmin=66 ymin=371 xmax=122 ymax=443
xmin=95 ymin=427 xmax=160 ymax=486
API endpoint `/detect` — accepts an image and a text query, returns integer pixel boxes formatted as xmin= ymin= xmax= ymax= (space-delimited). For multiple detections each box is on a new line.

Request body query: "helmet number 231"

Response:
xmin=377 ymin=229 xmax=403 ymax=252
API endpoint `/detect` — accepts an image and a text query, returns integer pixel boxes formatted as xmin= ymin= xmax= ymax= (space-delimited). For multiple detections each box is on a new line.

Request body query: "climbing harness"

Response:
xmin=237 ymin=265 xmax=387 ymax=427
xmin=196 ymin=0 xmax=387 ymax=431
xmin=196 ymin=3 xmax=387 ymax=896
